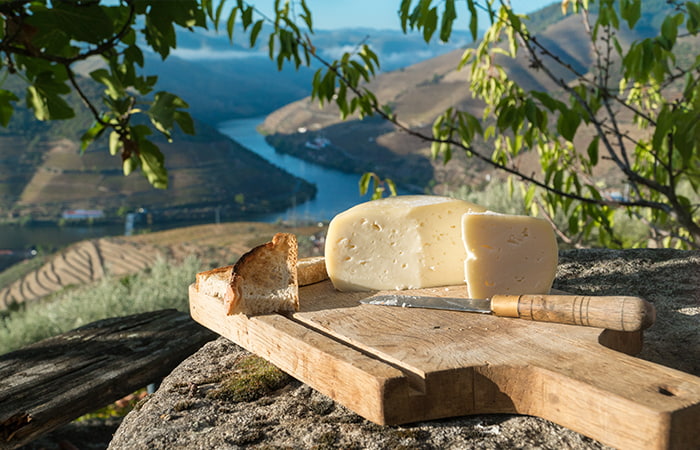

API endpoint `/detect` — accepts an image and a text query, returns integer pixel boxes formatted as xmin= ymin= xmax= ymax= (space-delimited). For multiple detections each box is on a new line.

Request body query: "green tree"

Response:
xmin=302 ymin=0 xmax=700 ymax=249
xmin=418 ymin=0 xmax=700 ymax=249
xmin=1 ymin=1 xmax=698 ymax=249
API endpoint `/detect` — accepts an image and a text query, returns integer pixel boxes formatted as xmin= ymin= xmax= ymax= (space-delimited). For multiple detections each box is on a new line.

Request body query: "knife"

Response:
xmin=360 ymin=293 xmax=656 ymax=332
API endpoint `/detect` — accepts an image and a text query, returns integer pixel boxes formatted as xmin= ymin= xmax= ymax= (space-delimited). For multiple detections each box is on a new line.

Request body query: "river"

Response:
xmin=0 ymin=116 xmax=371 ymax=268
xmin=217 ymin=117 xmax=372 ymax=222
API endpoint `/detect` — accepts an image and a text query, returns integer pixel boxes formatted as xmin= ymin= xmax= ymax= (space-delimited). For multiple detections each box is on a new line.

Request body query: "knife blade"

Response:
xmin=361 ymin=293 xmax=656 ymax=332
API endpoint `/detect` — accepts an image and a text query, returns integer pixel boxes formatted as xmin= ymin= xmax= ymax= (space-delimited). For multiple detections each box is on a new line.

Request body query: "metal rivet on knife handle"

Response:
xmin=490 ymin=294 xmax=657 ymax=332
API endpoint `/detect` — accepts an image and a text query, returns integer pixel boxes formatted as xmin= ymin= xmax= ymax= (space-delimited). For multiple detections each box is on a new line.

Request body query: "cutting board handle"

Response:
xmin=476 ymin=348 xmax=700 ymax=450
xmin=490 ymin=294 xmax=656 ymax=331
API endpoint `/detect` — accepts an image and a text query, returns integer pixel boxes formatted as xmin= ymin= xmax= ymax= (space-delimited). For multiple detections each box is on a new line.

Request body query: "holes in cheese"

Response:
xmin=461 ymin=212 xmax=558 ymax=298
xmin=324 ymin=195 xmax=487 ymax=291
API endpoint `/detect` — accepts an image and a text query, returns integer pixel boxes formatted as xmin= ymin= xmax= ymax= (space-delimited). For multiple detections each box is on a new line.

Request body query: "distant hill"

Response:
xmin=0 ymin=118 xmax=316 ymax=222
xmin=144 ymin=26 xmax=473 ymax=124
xmin=259 ymin=2 xmax=684 ymax=194
xmin=0 ymin=24 xmax=475 ymax=222
xmin=0 ymin=77 xmax=316 ymax=223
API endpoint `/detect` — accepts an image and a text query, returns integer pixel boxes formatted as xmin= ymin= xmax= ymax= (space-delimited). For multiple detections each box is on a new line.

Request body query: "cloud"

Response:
xmin=170 ymin=45 xmax=268 ymax=61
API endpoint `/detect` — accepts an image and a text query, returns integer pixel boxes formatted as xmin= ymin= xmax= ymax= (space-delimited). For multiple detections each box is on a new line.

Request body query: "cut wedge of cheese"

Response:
xmin=325 ymin=195 xmax=487 ymax=291
xmin=461 ymin=212 xmax=558 ymax=298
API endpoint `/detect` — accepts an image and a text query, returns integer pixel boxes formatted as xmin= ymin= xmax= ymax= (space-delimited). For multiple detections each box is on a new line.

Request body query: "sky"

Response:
xmin=252 ymin=1 xmax=559 ymax=31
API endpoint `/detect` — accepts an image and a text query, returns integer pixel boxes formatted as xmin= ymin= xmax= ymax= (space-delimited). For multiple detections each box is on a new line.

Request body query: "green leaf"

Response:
xmin=358 ymin=172 xmax=372 ymax=196
xmin=299 ymin=0 xmax=313 ymax=32
xmin=109 ymin=131 xmax=121 ymax=156
xmin=530 ymin=91 xmax=566 ymax=112
xmin=359 ymin=45 xmax=380 ymax=74
xmin=213 ymin=0 xmax=228 ymax=28
xmin=652 ymin=105 xmax=673 ymax=151
xmin=138 ymin=140 xmax=168 ymax=189
xmin=0 ymin=89 xmax=18 ymax=126
xmin=241 ymin=4 xmax=254 ymax=27
xmin=123 ymin=156 xmax=137 ymax=176
xmin=399 ymin=0 xmax=412 ymax=32
xmin=687 ymin=1 xmax=700 ymax=33
xmin=124 ymin=45 xmax=145 ymax=69
xmin=174 ymin=111 xmax=195 ymax=135
xmin=552 ymin=169 xmax=563 ymax=192
xmin=27 ymin=3 xmax=114 ymax=47
xmin=386 ymin=178 xmax=397 ymax=196
xmin=556 ymin=109 xmax=580 ymax=141
xmin=142 ymin=0 xmax=206 ymax=59
xmin=250 ymin=20 xmax=263 ymax=47
xmin=144 ymin=16 xmax=176 ymax=59
xmin=423 ymin=7 xmax=438 ymax=42
xmin=90 ymin=68 xmax=123 ymax=100
xmin=568 ymin=211 xmax=580 ymax=235
xmin=586 ymin=136 xmax=600 ymax=166
xmin=620 ymin=0 xmax=641 ymax=29
xmin=26 ymin=83 xmax=74 ymax=121
xmin=148 ymin=91 xmax=191 ymax=138
xmin=226 ymin=7 xmax=238 ymax=40
xmin=81 ymin=121 xmax=107 ymax=152
xmin=523 ymin=184 xmax=536 ymax=209
xmin=439 ymin=0 xmax=456 ymax=42
xmin=467 ymin=0 xmax=478 ymax=41
xmin=659 ymin=14 xmax=681 ymax=50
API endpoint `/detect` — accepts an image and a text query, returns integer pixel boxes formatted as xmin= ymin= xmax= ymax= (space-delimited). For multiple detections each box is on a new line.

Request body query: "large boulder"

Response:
xmin=108 ymin=249 xmax=699 ymax=449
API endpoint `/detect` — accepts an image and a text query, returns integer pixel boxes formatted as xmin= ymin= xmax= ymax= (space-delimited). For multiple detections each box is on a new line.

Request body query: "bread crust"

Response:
xmin=225 ymin=232 xmax=299 ymax=315
xmin=297 ymin=256 xmax=328 ymax=286
xmin=194 ymin=234 xmax=316 ymax=315
xmin=194 ymin=265 xmax=232 ymax=291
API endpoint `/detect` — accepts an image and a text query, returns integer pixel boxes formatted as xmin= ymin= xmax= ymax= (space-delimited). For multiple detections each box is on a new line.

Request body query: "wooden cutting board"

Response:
xmin=189 ymin=280 xmax=700 ymax=450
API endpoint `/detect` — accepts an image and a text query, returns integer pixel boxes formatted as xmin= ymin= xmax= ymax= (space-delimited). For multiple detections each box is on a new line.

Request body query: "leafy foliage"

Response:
xmin=419 ymin=0 xmax=700 ymax=248
xmin=266 ymin=0 xmax=700 ymax=248
xmin=0 ymin=0 xmax=207 ymax=188
xmin=1 ymin=1 xmax=698 ymax=248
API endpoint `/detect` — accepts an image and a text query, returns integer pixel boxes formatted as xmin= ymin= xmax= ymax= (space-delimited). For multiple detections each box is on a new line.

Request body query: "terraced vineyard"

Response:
xmin=0 ymin=222 xmax=327 ymax=310
xmin=0 ymin=239 xmax=161 ymax=309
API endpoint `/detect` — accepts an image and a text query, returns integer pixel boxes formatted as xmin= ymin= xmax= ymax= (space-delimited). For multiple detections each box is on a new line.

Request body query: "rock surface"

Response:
xmin=109 ymin=249 xmax=699 ymax=449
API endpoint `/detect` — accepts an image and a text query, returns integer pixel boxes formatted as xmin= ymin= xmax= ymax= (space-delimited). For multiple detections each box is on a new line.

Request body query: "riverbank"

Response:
xmin=263 ymin=130 xmax=434 ymax=193
xmin=0 ymin=117 xmax=319 ymax=233
xmin=0 ymin=181 xmax=317 ymax=227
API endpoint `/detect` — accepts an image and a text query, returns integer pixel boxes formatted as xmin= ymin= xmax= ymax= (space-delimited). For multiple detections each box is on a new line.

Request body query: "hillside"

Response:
xmin=259 ymin=4 xmax=679 ymax=194
xmin=0 ymin=221 xmax=326 ymax=310
xmin=0 ymin=119 xmax=316 ymax=223
xmin=154 ymin=27 xmax=472 ymax=124
xmin=0 ymin=24 xmax=477 ymax=223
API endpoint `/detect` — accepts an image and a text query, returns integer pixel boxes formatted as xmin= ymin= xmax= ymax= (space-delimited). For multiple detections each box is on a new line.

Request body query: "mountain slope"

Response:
xmin=0 ymin=120 xmax=316 ymax=222
xmin=259 ymin=5 xmax=678 ymax=193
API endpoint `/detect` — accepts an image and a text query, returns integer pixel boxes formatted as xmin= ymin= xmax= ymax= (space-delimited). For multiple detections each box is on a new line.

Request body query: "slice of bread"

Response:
xmin=194 ymin=232 xmax=299 ymax=316
xmin=227 ymin=232 xmax=299 ymax=315
xmin=194 ymin=264 xmax=234 ymax=302
xmin=194 ymin=234 xmax=328 ymax=315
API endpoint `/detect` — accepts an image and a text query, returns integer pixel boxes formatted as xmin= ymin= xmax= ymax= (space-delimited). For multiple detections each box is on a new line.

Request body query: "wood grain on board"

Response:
xmin=190 ymin=280 xmax=700 ymax=450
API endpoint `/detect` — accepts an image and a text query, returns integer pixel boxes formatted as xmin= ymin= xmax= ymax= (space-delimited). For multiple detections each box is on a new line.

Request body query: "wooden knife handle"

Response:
xmin=490 ymin=294 xmax=656 ymax=331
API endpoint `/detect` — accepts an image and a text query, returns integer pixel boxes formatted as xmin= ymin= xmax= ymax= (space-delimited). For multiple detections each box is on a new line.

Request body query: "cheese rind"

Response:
xmin=325 ymin=195 xmax=487 ymax=291
xmin=461 ymin=212 xmax=558 ymax=298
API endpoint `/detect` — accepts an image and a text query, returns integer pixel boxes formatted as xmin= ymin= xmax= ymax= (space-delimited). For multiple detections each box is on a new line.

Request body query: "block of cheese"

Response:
xmin=461 ymin=212 xmax=558 ymax=298
xmin=325 ymin=195 xmax=487 ymax=291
